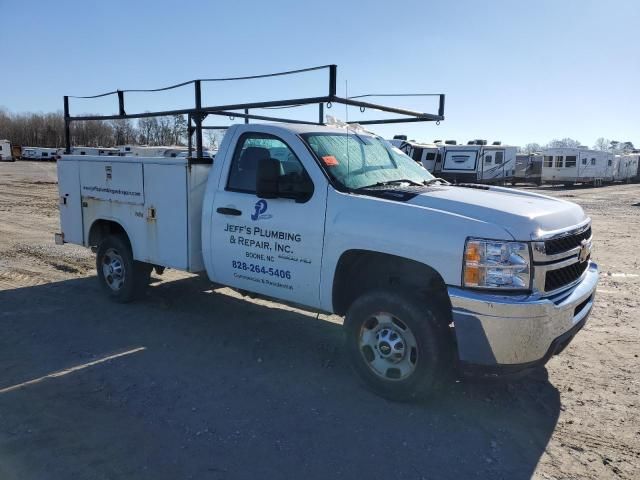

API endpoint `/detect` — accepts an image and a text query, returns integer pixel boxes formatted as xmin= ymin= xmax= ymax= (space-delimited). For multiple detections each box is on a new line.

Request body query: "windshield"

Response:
xmin=301 ymin=132 xmax=435 ymax=190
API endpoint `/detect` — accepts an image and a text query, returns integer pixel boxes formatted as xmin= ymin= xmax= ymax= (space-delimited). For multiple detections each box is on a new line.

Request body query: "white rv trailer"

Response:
xmin=175 ymin=149 xmax=217 ymax=159
xmin=541 ymin=147 xmax=609 ymax=186
xmin=21 ymin=147 xmax=61 ymax=161
xmin=614 ymin=154 xmax=640 ymax=182
xmin=0 ymin=139 xmax=14 ymax=162
xmin=432 ymin=141 xmax=517 ymax=184
xmin=389 ymin=139 xmax=441 ymax=170
xmin=388 ymin=138 xmax=517 ymax=184
xmin=71 ymin=146 xmax=120 ymax=156
xmin=118 ymin=145 xmax=188 ymax=157
xmin=513 ymin=153 xmax=543 ymax=185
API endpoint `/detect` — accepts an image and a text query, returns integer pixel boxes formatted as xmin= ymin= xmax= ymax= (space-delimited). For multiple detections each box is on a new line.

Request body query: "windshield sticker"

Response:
xmin=322 ymin=155 xmax=339 ymax=166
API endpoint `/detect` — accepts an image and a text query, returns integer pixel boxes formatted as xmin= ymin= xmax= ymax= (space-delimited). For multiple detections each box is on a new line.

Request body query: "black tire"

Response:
xmin=96 ymin=234 xmax=151 ymax=303
xmin=344 ymin=289 xmax=452 ymax=401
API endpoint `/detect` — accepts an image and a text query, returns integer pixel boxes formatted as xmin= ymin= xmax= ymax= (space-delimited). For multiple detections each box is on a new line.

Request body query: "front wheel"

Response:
xmin=96 ymin=234 xmax=152 ymax=303
xmin=344 ymin=289 xmax=452 ymax=401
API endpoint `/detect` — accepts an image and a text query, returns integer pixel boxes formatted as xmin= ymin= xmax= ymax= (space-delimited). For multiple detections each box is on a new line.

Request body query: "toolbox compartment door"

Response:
xmin=79 ymin=161 xmax=145 ymax=205
xmin=142 ymin=163 xmax=189 ymax=269
xmin=57 ymin=160 xmax=84 ymax=245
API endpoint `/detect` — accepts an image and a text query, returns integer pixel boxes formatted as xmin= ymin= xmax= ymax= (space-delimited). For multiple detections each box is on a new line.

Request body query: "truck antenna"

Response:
xmin=346 ymin=80 xmax=350 ymax=180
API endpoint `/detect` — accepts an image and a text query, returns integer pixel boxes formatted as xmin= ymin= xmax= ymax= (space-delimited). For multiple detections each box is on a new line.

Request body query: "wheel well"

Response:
xmin=332 ymin=250 xmax=452 ymax=320
xmin=88 ymin=219 xmax=128 ymax=247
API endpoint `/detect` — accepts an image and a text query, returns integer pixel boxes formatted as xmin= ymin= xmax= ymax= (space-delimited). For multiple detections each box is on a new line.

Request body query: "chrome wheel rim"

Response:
xmin=359 ymin=312 xmax=419 ymax=381
xmin=102 ymin=248 xmax=125 ymax=291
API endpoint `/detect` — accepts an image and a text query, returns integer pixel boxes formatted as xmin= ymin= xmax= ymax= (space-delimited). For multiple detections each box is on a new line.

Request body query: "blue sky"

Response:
xmin=1 ymin=0 xmax=638 ymax=147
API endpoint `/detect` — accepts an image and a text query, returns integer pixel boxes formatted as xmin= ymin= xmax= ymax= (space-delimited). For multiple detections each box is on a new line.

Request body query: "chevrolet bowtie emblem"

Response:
xmin=578 ymin=239 xmax=590 ymax=263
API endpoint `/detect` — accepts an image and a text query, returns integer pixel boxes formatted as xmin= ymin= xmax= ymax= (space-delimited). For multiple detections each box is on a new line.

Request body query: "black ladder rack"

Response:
xmin=63 ymin=64 xmax=445 ymax=160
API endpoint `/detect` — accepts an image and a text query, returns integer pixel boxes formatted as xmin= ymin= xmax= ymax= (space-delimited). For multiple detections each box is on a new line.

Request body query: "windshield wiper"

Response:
xmin=424 ymin=177 xmax=450 ymax=186
xmin=355 ymin=179 xmax=425 ymax=190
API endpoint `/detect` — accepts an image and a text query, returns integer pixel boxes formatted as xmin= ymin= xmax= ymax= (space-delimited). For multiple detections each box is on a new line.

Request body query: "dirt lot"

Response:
xmin=0 ymin=161 xmax=638 ymax=480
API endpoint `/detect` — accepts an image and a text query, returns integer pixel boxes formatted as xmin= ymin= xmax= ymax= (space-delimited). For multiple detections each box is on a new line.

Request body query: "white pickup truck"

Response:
xmin=56 ymin=121 xmax=598 ymax=400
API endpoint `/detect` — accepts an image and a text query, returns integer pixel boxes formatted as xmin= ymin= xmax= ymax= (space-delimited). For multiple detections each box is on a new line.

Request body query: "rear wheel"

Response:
xmin=344 ymin=289 xmax=452 ymax=401
xmin=96 ymin=234 xmax=151 ymax=303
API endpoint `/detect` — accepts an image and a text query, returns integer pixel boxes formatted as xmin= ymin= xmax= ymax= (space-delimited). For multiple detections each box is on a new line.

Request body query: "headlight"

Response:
xmin=463 ymin=239 xmax=531 ymax=290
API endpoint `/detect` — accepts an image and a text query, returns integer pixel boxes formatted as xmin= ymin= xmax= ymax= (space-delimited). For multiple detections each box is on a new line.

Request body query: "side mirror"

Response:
xmin=256 ymin=157 xmax=280 ymax=199
xmin=283 ymin=172 xmax=314 ymax=203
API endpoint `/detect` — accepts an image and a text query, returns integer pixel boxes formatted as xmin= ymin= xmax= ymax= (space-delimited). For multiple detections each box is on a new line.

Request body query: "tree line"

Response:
xmin=1 ymin=109 xmax=635 ymax=155
xmin=0 ymin=109 xmax=196 ymax=148
xmin=519 ymin=137 xmax=636 ymax=154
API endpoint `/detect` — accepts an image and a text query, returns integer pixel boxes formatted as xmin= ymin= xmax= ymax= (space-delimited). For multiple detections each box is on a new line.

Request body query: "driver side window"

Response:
xmin=227 ymin=133 xmax=308 ymax=194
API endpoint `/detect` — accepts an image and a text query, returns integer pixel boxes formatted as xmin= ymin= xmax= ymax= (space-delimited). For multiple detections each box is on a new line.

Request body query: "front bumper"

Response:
xmin=448 ymin=262 xmax=598 ymax=371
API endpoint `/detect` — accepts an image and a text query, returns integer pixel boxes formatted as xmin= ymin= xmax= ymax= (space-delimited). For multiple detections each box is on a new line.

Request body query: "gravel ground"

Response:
xmin=0 ymin=161 xmax=638 ymax=480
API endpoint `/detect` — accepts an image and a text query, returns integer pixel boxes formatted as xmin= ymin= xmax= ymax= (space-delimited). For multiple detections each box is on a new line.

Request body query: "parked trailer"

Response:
xmin=433 ymin=141 xmax=517 ymax=184
xmin=0 ymin=139 xmax=14 ymax=162
xmin=176 ymin=149 xmax=217 ymax=159
xmin=71 ymin=146 xmax=120 ymax=156
xmin=21 ymin=147 xmax=61 ymax=161
xmin=614 ymin=153 xmax=640 ymax=182
xmin=541 ymin=148 xmax=609 ymax=186
xmin=389 ymin=139 xmax=441 ymax=170
xmin=513 ymin=153 xmax=542 ymax=185
xmin=388 ymin=138 xmax=517 ymax=184
xmin=118 ymin=145 xmax=189 ymax=157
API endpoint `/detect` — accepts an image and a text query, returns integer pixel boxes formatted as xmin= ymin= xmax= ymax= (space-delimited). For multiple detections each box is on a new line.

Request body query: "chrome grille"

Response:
xmin=545 ymin=256 xmax=590 ymax=291
xmin=532 ymin=221 xmax=593 ymax=294
xmin=544 ymin=226 xmax=591 ymax=256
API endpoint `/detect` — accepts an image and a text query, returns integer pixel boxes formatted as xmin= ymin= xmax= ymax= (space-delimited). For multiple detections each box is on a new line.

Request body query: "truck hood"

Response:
xmin=407 ymin=185 xmax=586 ymax=240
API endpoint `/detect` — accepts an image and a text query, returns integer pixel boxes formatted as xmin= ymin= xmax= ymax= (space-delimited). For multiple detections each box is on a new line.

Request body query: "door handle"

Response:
xmin=216 ymin=207 xmax=242 ymax=216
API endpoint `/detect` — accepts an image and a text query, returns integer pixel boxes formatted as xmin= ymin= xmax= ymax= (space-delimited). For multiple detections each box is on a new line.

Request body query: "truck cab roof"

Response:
xmin=233 ymin=122 xmax=380 ymax=137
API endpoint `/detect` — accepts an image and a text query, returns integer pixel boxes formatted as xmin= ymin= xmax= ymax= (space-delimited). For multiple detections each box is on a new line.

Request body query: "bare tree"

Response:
xmin=156 ymin=117 xmax=173 ymax=145
xmin=520 ymin=142 xmax=542 ymax=154
xmin=546 ymin=138 xmax=582 ymax=149
xmin=621 ymin=141 xmax=635 ymax=153
xmin=593 ymin=137 xmax=610 ymax=151
xmin=205 ymin=129 xmax=224 ymax=150
xmin=171 ymin=115 xmax=187 ymax=146
xmin=0 ymin=109 xmax=215 ymax=149
xmin=600 ymin=140 xmax=635 ymax=154
xmin=111 ymin=119 xmax=136 ymax=145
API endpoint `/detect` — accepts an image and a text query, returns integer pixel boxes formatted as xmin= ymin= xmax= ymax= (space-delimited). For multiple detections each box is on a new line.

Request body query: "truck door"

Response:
xmin=209 ymin=130 xmax=327 ymax=308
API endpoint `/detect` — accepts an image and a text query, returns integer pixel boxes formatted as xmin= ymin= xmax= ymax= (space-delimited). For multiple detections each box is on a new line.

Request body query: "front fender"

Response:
xmin=319 ymin=189 xmax=510 ymax=312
